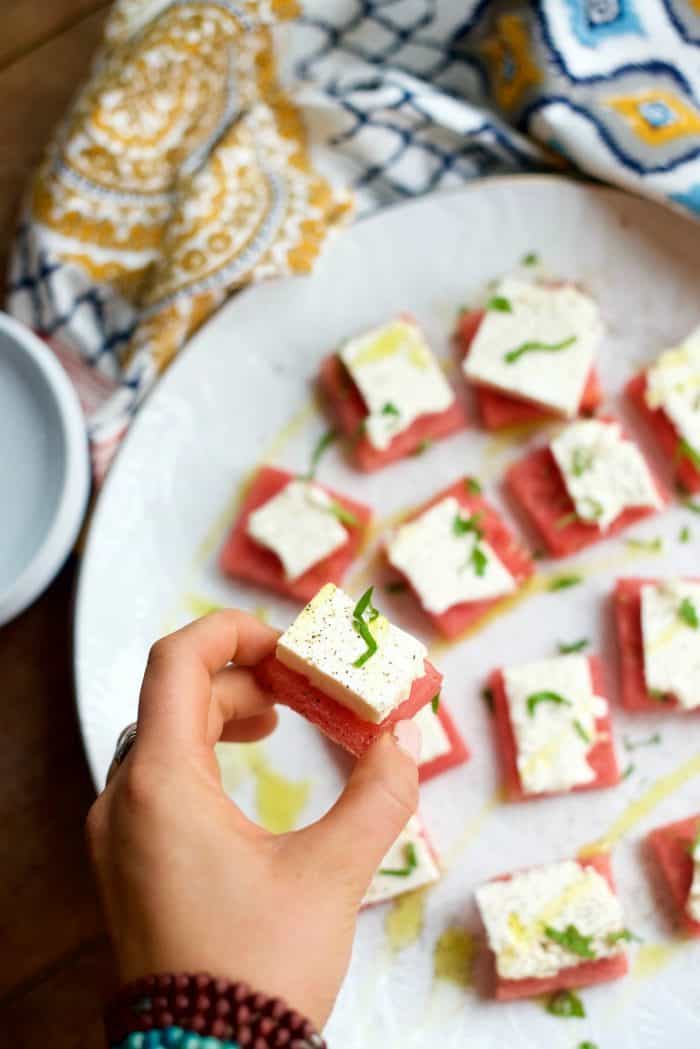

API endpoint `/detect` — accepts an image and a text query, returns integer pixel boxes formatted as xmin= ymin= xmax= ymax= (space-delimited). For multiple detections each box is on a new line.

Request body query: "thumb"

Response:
xmin=307 ymin=720 xmax=422 ymax=897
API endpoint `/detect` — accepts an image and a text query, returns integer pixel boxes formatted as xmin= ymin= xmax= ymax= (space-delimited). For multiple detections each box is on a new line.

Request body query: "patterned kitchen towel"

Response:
xmin=7 ymin=1 xmax=700 ymax=480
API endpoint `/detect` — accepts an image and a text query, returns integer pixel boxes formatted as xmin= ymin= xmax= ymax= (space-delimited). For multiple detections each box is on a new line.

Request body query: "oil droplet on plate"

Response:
xmin=385 ymin=887 xmax=428 ymax=952
xmin=433 ymin=925 xmax=476 ymax=987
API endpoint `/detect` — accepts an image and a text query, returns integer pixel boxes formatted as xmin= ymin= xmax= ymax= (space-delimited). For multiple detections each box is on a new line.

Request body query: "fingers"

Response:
xmin=136 ymin=611 xmax=279 ymax=758
xmin=208 ymin=667 xmax=276 ymax=744
xmin=219 ymin=709 xmax=279 ymax=744
xmin=304 ymin=720 xmax=421 ymax=896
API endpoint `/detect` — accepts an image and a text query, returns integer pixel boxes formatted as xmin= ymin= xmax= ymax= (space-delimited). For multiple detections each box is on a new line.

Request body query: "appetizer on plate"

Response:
xmin=614 ymin=578 xmax=700 ymax=713
xmin=506 ymin=418 xmax=668 ymax=557
xmin=362 ymin=814 xmax=441 ymax=907
xmin=488 ymin=653 xmax=619 ymax=802
xmin=627 ymin=327 xmax=700 ymax=494
xmin=384 ymin=478 xmax=534 ymax=639
xmin=412 ymin=699 xmax=470 ymax=784
xmin=475 ymin=855 xmax=629 ymax=1001
xmin=219 ymin=466 xmax=372 ymax=602
xmin=319 ymin=317 xmax=467 ymax=471
xmin=647 ymin=814 xmax=700 ymax=937
xmin=255 ymin=583 xmax=442 ymax=756
xmin=458 ymin=279 xmax=603 ymax=431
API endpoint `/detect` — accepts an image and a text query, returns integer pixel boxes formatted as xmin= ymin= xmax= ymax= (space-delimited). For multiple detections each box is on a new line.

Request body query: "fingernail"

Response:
xmin=392 ymin=719 xmax=421 ymax=763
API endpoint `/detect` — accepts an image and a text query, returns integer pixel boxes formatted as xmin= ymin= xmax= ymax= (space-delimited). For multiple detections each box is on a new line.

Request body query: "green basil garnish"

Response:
xmin=548 ymin=574 xmax=583 ymax=591
xmin=526 ymin=691 xmax=572 ymax=716
xmin=328 ymin=501 xmax=360 ymax=527
xmin=486 ymin=295 xmax=512 ymax=313
xmin=545 ymin=923 xmax=596 ymax=959
xmin=306 ymin=429 xmax=338 ymax=478
xmin=679 ymin=597 xmax=699 ymax=629
xmin=546 ymin=989 xmax=585 ymax=1018
xmin=557 ymin=638 xmax=589 ymax=654
xmin=573 ymin=719 xmax=591 ymax=744
xmin=431 ymin=693 xmax=441 ymax=714
xmin=352 ymin=587 xmax=380 ymax=668
xmin=503 ymin=335 xmax=577 ymax=364
xmin=379 ymin=842 xmax=418 ymax=877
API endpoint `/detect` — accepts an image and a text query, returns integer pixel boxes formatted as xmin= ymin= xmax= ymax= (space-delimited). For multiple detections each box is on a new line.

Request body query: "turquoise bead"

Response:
xmin=125 ymin=1035 xmax=145 ymax=1049
xmin=145 ymin=1032 xmax=164 ymax=1048
xmin=181 ymin=1036 xmax=201 ymax=1049
xmin=163 ymin=1029 xmax=185 ymax=1047
xmin=200 ymin=1039 xmax=223 ymax=1049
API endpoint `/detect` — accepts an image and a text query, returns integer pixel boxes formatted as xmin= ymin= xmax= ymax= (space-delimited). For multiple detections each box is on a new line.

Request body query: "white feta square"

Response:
xmin=276 ymin=583 xmax=428 ymax=723
xmin=386 ymin=496 xmax=516 ymax=615
xmin=641 ymin=580 xmax=700 ymax=710
xmin=463 ymin=279 xmax=602 ymax=417
xmin=413 ymin=703 xmax=451 ymax=765
xmin=550 ymin=419 xmax=662 ymax=530
xmin=363 ymin=815 xmax=441 ymax=905
xmin=503 ymin=655 xmax=608 ymax=795
xmin=247 ymin=480 xmax=349 ymax=580
xmin=689 ymin=828 xmax=700 ymax=922
xmin=339 ymin=319 xmax=455 ymax=450
xmin=645 ymin=327 xmax=700 ymax=461
xmin=475 ymin=859 xmax=626 ymax=981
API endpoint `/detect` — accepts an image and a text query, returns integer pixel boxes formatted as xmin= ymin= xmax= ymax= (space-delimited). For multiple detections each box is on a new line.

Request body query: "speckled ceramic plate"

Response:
xmin=76 ymin=177 xmax=700 ymax=1049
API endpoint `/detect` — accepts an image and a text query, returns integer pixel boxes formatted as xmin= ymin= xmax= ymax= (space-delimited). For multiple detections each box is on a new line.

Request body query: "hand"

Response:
xmin=86 ymin=610 xmax=421 ymax=1028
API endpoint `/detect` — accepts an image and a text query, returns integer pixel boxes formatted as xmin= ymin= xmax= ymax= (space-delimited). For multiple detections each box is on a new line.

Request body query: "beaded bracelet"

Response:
xmin=105 ymin=973 xmax=327 ymax=1049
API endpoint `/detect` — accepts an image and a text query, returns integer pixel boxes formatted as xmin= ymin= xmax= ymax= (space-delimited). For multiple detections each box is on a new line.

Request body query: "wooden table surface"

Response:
xmin=0 ymin=4 xmax=116 ymax=1046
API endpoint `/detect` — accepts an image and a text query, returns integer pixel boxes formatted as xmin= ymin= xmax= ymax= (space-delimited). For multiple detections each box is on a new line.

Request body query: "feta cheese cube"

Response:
xmin=386 ymin=497 xmax=517 ymax=615
xmin=476 ymin=860 xmax=626 ymax=981
xmin=641 ymin=580 xmax=700 ymax=710
xmin=550 ymin=419 xmax=662 ymax=530
xmin=246 ymin=480 xmax=349 ymax=580
xmin=463 ymin=280 xmax=602 ymax=417
xmin=363 ymin=815 xmax=440 ymax=905
xmin=503 ymin=655 xmax=608 ymax=795
xmin=276 ymin=583 xmax=428 ymax=723
xmin=645 ymin=328 xmax=700 ymax=460
xmin=413 ymin=703 xmax=451 ymax=765
xmin=339 ymin=320 xmax=455 ymax=451
xmin=689 ymin=830 xmax=700 ymax=923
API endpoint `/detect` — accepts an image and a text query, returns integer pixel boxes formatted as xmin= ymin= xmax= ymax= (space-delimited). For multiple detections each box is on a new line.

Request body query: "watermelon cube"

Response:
xmin=414 ymin=700 xmax=470 ymax=784
xmin=219 ymin=466 xmax=372 ymax=602
xmin=482 ymin=853 xmax=629 ymax=1001
xmin=627 ymin=372 xmax=700 ymax=494
xmin=647 ymin=814 xmax=700 ymax=937
xmin=457 ymin=309 xmax=602 ymax=432
xmin=362 ymin=814 xmax=441 ymax=907
xmin=384 ymin=477 xmax=534 ymax=639
xmin=505 ymin=430 xmax=668 ymax=558
xmin=318 ymin=342 xmax=467 ymax=473
xmin=489 ymin=655 xmax=620 ymax=801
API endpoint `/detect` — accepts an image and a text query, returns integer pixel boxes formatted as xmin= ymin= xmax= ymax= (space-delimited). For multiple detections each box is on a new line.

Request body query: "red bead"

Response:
xmin=233 ymin=982 xmax=251 ymax=1003
xmin=300 ymin=1020 xmax=315 ymax=1039
xmin=195 ymin=993 xmax=211 ymax=1013
xmin=265 ymin=999 xmax=287 ymax=1020
xmin=253 ymin=1039 xmax=268 ymax=1049
xmin=194 ymin=973 xmax=211 ymax=990
xmin=153 ymin=995 xmax=168 ymax=1010
xmin=156 ymin=974 xmax=173 ymax=990
xmin=214 ymin=999 xmax=231 ymax=1018
xmin=257 ymin=1017 xmax=275 ymax=1037
xmin=190 ymin=1015 xmax=207 ymax=1033
xmin=155 ymin=1011 xmax=174 ymax=1028
xmin=287 ymin=1011 xmax=304 ymax=1032
xmin=214 ymin=977 xmax=230 ymax=996
xmin=174 ymin=974 xmax=190 ymax=992
xmin=237 ymin=1024 xmax=253 ymax=1047
xmin=211 ymin=1019 xmax=228 ymax=1039
xmin=174 ymin=993 xmax=189 ymax=1013
xmin=250 ymin=992 xmax=267 ymax=1012
xmin=235 ymin=1004 xmax=252 ymax=1025
xmin=273 ymin=1032 xmax=291 ymax=1048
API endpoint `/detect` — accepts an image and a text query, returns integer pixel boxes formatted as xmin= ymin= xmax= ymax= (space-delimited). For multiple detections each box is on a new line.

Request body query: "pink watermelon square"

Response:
xmin=255 ymin=652 xmax=443 ymax=758
xmin=484 ymin=853 xmax=629 ymax=1001
xmin=384 ymin=478 xmax=534 ymax=639
xmin=647 ymin=814 xmax=700 ymax=937
xmin=613 ymin=577 xmax=700 ymax=712
xmin=318 ymin=328 xmax=468 ymax=472
xmin=626 ymin=372 xmax=700 ymax=494
xmin=488 ymin=655 xmax=620 ymax=802
xmin=219 ymin=466 xmax=372 ymax=602
xmin=505 ymin=425 xmax=668 ymax=558
xmin=418 ymin=701 xmax=470 ymax=784
xmin=457 ymin=309 xmax=603 ymax=432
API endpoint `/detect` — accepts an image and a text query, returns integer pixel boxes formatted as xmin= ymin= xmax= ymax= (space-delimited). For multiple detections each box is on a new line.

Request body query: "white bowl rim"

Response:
xmin=0 ymin=313 xmax=90 ymax=625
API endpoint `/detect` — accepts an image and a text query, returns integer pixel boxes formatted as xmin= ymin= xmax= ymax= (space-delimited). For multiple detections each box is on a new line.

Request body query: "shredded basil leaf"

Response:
xmin=470 ymin=544 xmax=488 ymax=577
xmin=522 ymin=251 xmax=539 ymax=266
xmin=549 ymin=574 xmax=583 ymax=591
xmin=571 ymin=447 xmax=595 ymax=476
xmin=328 ymin=501 xmax=360 ymax=527
xmin=411 ymin=438 xmax=433 ymax=456
xmin=545 ymin=924 xmax=596 ymax=959
xmin=606 ymin=928 xmax=641 ymax=945
xmin=580 ymin=496 xmax=604 ymax=522
xmin=573 ymin=719 xmax=591 ymax=744
xmin=685 ymin=498 xmax=700 ymax=515
xmin=379 ymin=842 xmax=418 ymax=877
xmin=622 ymin=762 xmax=635 ymax=780
xmin=485 ymin=295 xmax=512 ymax=313
xmin=678 ymin=437 xmax=700 ymax=470
xmin=352 ymin=587 xmax=380 ymax=668
xmin=649 ymin=688 xmax=672 ymax=703
xmin=527 ymin=691 xmax=572 ymax=716
xmin=306 ymin=429 xmax=338 ymax=478
xmin=623 ymin=732 xmax=661 ymax=752
xmin=555 ymin=511 xmax=579 ymax=531
xmin=578 ymin=1042 xmax=599 ymax=1049
xmin=679 ymin=597 xmax=699 ymax=629
xmin=504 ymin=335 xmax=577 ymax=364
xmin=382 ymin=402 xmax=400 ymax=417
xmin=680 ymin=525 xmax=692 ymax=543
xmin=453 ymin=512 xmax=483 ymax=537
xmin=431 ymin=693 xmax=441 ymax=714
xmin=558 ymin=638 xmax=589 ymax=654
xmin=465 ymin=477 xmax=482 ymax=494
xmin=624 ymin=536 xmax=663 ymax=555
xmin=546 ymin=989 xmax=585 ymax=1018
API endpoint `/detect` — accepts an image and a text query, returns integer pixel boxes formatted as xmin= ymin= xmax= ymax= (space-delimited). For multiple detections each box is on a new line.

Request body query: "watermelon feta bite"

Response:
xmin=614 ymin=577 xmax=700 ymax=713
xmin=362 ymin=814 xmax=441 ymax=907
xmin=255 ymin=583 xmax=442 ymax=757
xmin=476 ymin=853 xmax=629 ymax=1001
xmin=458 ymin=280 xmax=604 ymax=431
xmin=506 ymin=418 xmax=668 ymax=558
xmin=384 ymin=478 xmax=534 ymax=639
xmin=319 ymin=317 xmax=467 ymax=471
xmin=626 ymin=327 xmax=700 ymax=494
xmin=412 ymin=699 xmax=470 ymax=784
xmin=647 ymin=814 xmax=700 ymax=937
xmin=219 ymin=466 xmax=372 ymax=602
xmin=488 ymin=653 xmax=619 ymax=802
